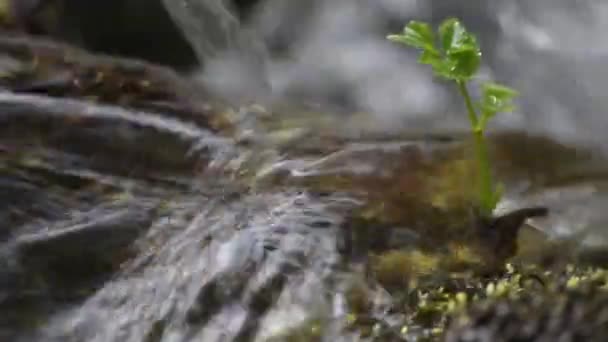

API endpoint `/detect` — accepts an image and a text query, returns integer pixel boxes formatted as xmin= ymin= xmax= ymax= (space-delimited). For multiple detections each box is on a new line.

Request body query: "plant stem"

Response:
xmin=457 ymin=81 xmax=478 ymax=128
xmin=457 ymin=81 xmax=494 ymax=217
xmin=473 ymin=128 xmax=494 ymax=216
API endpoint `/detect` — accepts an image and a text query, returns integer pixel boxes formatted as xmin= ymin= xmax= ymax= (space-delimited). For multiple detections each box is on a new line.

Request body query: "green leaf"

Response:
xmin=437 ymin=18 xmax=481 ymax=80
xmin=418 ymin=49 xmax=442 ymax=66
xmin=449 ymin=48 xmax=482 ymax=80
xmin=482 ymin=82 xmax=519 ymax=100
xmin=396 ymin=21 xmax=437 ymax=51
xmin=476 ymin=82 xmax=518 ymax=130
xmin=387 ymin=34 xmax=412 ymax=46
xmin=438 ymin=18 xmax=479 ymax=55
xmin=438 ymin=18 xmax=464 ymax=53
xmin=432 ymin=60 xmax=458 ymax=80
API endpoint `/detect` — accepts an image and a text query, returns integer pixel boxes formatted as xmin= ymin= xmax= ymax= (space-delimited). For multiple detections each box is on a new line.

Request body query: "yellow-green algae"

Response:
xmin=339 ymin=261 xmax=608 ymax=341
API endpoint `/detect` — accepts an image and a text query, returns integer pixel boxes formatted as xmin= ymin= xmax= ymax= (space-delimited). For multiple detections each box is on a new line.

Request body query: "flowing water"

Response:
xmin=2 ymin=0 xmax=608 ymax=341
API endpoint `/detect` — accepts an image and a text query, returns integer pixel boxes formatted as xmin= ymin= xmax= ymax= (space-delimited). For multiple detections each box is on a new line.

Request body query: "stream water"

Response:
xmin=2 ymin=0 xmax=608 ymax=341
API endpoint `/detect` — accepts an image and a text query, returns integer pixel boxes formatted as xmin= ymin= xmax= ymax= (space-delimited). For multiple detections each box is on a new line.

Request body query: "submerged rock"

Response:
xmin=2 ymin=0 xmax=199 ymax=69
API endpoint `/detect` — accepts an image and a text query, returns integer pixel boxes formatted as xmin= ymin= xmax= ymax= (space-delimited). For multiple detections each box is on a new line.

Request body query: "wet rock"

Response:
xmin=0 ymin=174 xmax=63 ymax=238
xmin=0 ymin=100 xmax=203 ymax=177
xmin=4 ymin=0 xmax=200 ymax=70
xmin=470 ymin=207 xmax=549 ymax=274
xmin=16 ymin=206 xmax=154 ymax=264
xmin=0 ymin=34 xmax=228 ymax=128
xmin=445 ymin=287 xmax=608 ymax=342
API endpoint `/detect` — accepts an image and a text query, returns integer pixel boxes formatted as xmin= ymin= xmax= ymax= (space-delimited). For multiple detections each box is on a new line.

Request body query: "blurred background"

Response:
xmin=6 ymin=0 xmax=608 ymax=149
xmin=247 ymin=0 xmax=608 ymax=149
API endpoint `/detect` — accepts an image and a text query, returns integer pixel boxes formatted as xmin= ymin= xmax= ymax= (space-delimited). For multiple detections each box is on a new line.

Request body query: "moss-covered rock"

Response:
xmin=445 ymin=266 xmax=608 ymax=342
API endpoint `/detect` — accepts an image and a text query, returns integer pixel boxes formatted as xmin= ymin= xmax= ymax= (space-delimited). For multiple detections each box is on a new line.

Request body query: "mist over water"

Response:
xmin=202 ymin=0 xmax=608 ymax=149
xmin=494 ymin=1 xmax=608 ymax=144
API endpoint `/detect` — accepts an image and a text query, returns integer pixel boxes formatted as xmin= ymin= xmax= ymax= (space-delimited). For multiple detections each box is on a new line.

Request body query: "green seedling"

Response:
xmin=388 ymin=18 xmax=519 ymax=217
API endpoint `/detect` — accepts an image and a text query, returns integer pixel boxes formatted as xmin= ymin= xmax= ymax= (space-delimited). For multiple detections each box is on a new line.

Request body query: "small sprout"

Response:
xmin=388 ymin=18 xmax=519 ymax=217
xmin=566 ymin=276 xmax=581 ymax=289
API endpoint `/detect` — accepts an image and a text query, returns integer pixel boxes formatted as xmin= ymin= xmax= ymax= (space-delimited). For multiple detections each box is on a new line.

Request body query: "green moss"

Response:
xmin=371 ymin=250 xmax=440 ymax=291
xmin=393 ymin=264 xmax=608 ymax=340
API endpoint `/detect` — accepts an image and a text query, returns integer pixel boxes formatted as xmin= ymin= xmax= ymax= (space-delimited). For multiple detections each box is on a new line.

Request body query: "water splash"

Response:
xmin=163 ymin=0 xmax=270 ymax=100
